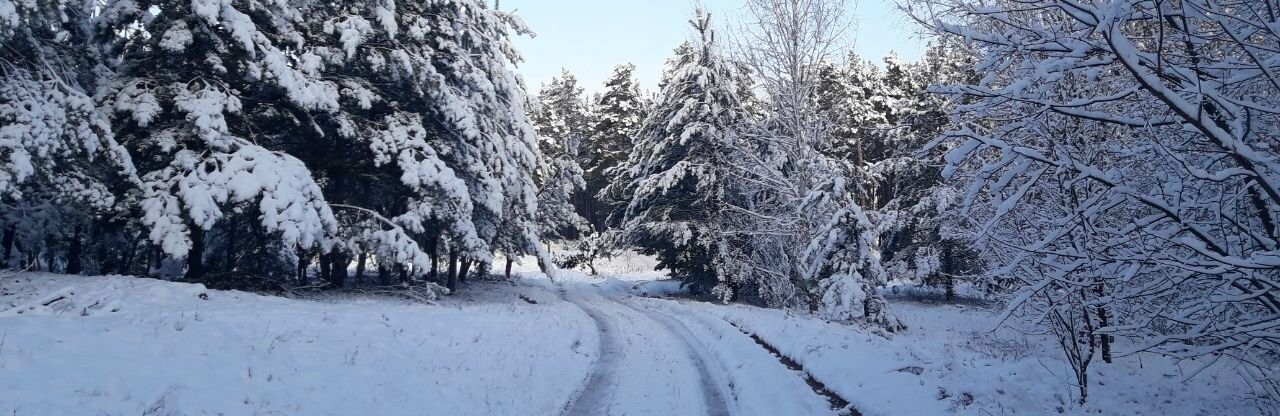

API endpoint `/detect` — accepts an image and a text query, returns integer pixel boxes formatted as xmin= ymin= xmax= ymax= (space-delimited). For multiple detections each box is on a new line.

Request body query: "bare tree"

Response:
xmin=911 ymin=0 xmax=1280 ymax=406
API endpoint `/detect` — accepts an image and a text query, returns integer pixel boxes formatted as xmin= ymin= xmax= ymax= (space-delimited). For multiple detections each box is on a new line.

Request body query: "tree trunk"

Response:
xmin=459 ymin=258 xmax=472 ymax=284
xmin=224 ymin=216 xmax=237 ymax=274
xmin=330 ymin=253 xmax=350 ymax=288
xmin=20 ymin=241 xmax=34 ymax=271
xmin=19 ymin=241 xmax=33 ymax=271
xmin=186 ymin=225 xmax=205 ymax=280
xmin=43 ymin=234 xmax=55 ymax=272
xmin=3 ymin=224 xmax=16 ymax=269
xmin=427 ymin=234 xmax=440 ymax=280
xmin=943 ymin=244 xmax=955 ymax=301
xmin=66 ymin=225 xmax=83 ymax=275
xmin=1098 ymin=307 xmax=1112 ymax=364
xmin=378 ymin=264 xmax=390 ymax=286
xmin=296 ymin=251 xmax=310 ymax=284
xmin=250 ymin=221 xmax=267 ymax=276
xmin=505 ymin=257 xmax=513 ymax=279
xmin=536 ymin=246 xmax=551 ymax=274
xmin=354 ymin=252 xmax=367 ymax=287
xmin=1095 ymin=281 xmax=1113 ymax=364
xmin=318 ymin=253 xmax=331 ymax=285
xmin=119 ymin=233 xmax=140 ymax=276
xmin=151 ymin=244 xmax=163 ymax=277
xmin=446 ymin=249 xmax=459 ymax=292
xmin=94 ymin=224 xmax=116 ymax=275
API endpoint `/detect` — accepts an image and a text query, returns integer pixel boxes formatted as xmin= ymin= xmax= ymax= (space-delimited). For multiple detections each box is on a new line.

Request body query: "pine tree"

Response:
xmin=589 ymin=64 xmax=645 ymax=230
xmin=815 ymin=55 xmax=890 ymax=178
xmin=531 ymin=71 xmax=591 ymax=242
xmin=708 ymin=0 xmax=902 ymax=328
xmin=1 ymin=0 xmax=546 ymax=288
xmin=298 ymin=0 xmax=545 ymax=289
xmin=833 ymin=42 xmax=982 ymax=300
xmin=97 ymin=0 xmax=343 ymax=281
xmin=0 ymin=1 xmax=144 ymax=275
xmin=611 ymin=10 xmax=743 ymax=293
xmin=532 ymin=70 xmax=593 ymax=159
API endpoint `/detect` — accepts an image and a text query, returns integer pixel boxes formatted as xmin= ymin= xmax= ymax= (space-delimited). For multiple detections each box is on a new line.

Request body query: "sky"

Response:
xmin=501 ymin=0 xmax=929 ymax=95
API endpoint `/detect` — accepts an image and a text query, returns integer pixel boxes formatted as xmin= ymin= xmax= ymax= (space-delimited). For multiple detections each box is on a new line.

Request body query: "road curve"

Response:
xmin=559 ymin=285 xmax=730 ymax=416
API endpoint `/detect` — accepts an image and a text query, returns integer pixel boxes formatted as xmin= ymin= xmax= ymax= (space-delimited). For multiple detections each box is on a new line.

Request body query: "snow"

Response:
xmin=112 ymin=82 xmax=162 ymax=127
xmin=0 ymin=266 xmax=1263 ymax=415
xmin=558 ymin=279 xmax=721 ymax=416
xmin=684 ymin=296 xmax=1263 ymax=416
xmin=0 ymin=273 xmax=593 ymax=415
xmin=630 ymin=296 xmax=835 ymax=415
xmin=137 ymin=144 xmax=339 ymax=260
xmin=158 ymin=22 xmax=193 ymax=52
xmin=375 ymin=0 xmax=398 ymax=39
xmin=174 ymin=86 xmax=242 ymax=145
xmin=0 ymin=0 xmax=17 ymax=33
xmin=328 ymin=16 xmax=375 ymax=59
xmin=3 ymin=0 xmax=1272 ymax=413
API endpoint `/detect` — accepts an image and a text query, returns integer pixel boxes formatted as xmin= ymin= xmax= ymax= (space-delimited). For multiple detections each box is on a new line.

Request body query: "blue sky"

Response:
xmin=501 ymin=0 xmax=928 ymax=94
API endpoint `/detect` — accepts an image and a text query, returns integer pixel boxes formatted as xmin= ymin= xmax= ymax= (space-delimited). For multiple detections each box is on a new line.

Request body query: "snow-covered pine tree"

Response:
xmin=843 ymin=41 xmax=982 ymax=300
xmin=532 ymin=70 xmax=593 ymax=161
xmin=97 ymin=0 xmax=342 ymax=282
xmin=589 ymin=64 xmax=645 ymax=230
xmin=295 ymin=0 xmax=546 ymax=290
xmin=531 ymin=71 xmax=591 ymax=242
xmin=2 ymin=0 xmax=545 ymax=289
xmin=0 ymin=0 xmax=141 ymax=274
xmin=533 ymin=143 xmax=588 ymax=247
xmin=611 ymin=10 xmax=743 ymax=293
xmin=819 ymin=56 xmax=888 ymax=176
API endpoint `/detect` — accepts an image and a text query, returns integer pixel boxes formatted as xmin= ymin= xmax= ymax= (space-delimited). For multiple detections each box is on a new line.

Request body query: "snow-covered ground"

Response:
xmin=683 ymin=298 xmax=1259 ymax=416
xmin=0 ymin=272 xmax=594 ymax=416
xmin=555 ymin=273 xmax=835 ymax=416
xmin=0 ymin=267 xmax=1265 ymax=415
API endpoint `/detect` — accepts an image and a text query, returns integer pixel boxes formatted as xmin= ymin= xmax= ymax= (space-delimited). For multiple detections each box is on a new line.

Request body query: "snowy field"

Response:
xmin=0 ymin=268 xmax=1265 ymax=416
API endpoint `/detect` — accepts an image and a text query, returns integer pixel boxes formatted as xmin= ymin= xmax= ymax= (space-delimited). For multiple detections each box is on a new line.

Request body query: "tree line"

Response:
xmin=530 ymin=3 xmax=979 ymax=330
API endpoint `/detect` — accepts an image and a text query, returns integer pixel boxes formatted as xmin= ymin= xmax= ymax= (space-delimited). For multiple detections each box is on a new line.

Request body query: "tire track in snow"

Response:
xmin=632 ymin=296 xmax=857 ymax=415
xmin=725 ymin=321 xmax=859 ymax=416
xmin=614 ymin=300 xmax=732 ymax=416
xmin=559 ymin=288 xmax=625 ymax=416
xmin=559 ymin=286 xmax=730 ymax=416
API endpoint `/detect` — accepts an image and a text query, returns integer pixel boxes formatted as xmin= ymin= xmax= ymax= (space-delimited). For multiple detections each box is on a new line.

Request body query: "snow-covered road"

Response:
xmin=558 ymin=280 xmax=837 ymax=416
xmin=560 ymin=284 xmax=731 ymax=416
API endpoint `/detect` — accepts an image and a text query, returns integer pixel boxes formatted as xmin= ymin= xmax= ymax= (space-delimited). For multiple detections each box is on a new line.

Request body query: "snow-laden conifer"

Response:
xmin=611 ymin=10 xmax=743 ymax=293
